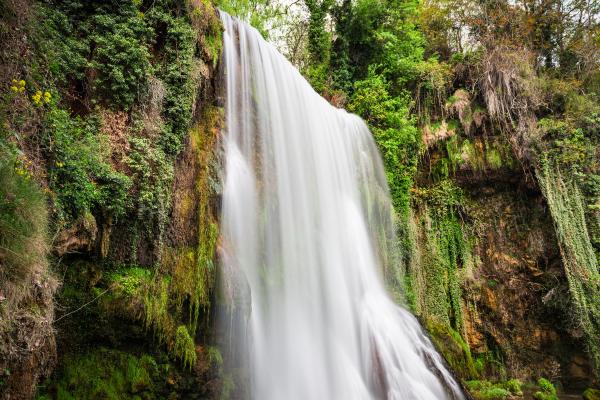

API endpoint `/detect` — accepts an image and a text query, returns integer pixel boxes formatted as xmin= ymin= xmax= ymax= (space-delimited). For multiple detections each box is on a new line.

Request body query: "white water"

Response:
xmin=219 ymin=13 xmax=466 ymax=400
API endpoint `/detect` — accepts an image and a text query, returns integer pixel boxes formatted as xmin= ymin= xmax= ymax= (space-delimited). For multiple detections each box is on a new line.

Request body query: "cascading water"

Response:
xmin=219 ymin=12 xmax=466 ymax=400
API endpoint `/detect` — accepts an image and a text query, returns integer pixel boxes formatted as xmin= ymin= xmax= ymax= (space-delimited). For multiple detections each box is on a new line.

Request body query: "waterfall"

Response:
xmin=219 ymin=12 xmax=465 ymax=400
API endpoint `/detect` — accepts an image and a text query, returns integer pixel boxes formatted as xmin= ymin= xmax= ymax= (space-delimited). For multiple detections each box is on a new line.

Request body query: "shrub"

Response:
xmin=503 ymin=379 xmax=523 ymax=396
xmin=534 ymin=378 xmax=558 ymax=400
xmin=41 ymin=1 xmax=153 ymax=109
xmin=43 ymin=107 xmax=131 ymax=224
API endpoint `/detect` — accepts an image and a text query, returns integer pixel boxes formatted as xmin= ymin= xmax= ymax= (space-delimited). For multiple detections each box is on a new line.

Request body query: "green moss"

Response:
xmin=465 ymin=380 xmax=488 ymax=391
xmin=411 ymin=181 xmax=469 ymax=329
xmin=537 ymin=378 xmax=556 ymax=394
xmin=536 ymin=155 xmax=600 ymax=376
xmin=476 ymin=387 xmax=511 ymax=400
xmin=503 ymin=379 xmax=523 ymax=395
xmin=485 ymin=148 xmax=503 ymax=169
xmin=460 ymin=138 xmax=484 ymax=171
xmin=583 ymin=388 xmax=600 ymax=400
xmin=427 ymin=319 xmax=477 ymax=379
xmin=206 ymin=346 xmax=224 ymax=369
xmin=533 ymin=378 xmax=558 ymax=400
xmin=108 ymin=266 xmax=151 ymax=296
xmin=466 ymin=380 xmax=523 ymax=400
xmin=139 ymin=107 xmax=221 ymax=366
xmin=191 ymin=0 xmax=223 ymax=67
xmin=534 ymin=392 xmax=558 ymax=400
xmin=36 ymin=349 xmax=161 ymax=400
xmin=174 ymin=325 xmax=197 ymax=369
xmin=143 ymin=275 xmax=172 ymax=342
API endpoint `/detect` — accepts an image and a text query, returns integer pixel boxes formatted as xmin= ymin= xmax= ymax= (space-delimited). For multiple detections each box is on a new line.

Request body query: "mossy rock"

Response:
xmin=426 ymin=319 xmax=477 ymax=379
xmin=476 ymin=387 xmax=511 ymax=400
xmin=533 ymin=378 xmax=558 ymax=400
xmin=465 ymin=380 xmax=523 ymax=400
xmin=36 ymin=348 xmax=164 ymax=400
xmin=583 ymin=388 xmax=600 ymax=400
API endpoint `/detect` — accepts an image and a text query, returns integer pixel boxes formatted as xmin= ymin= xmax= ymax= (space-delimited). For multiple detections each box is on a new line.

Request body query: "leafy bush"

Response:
xmin=43 ymin=107 xmax=131 ymax=223
xmin=503 ymin=379 xmax=523 ymax=396
xmin=41 ymin=1 xmax=153 ymax=109
xmin=87 ymin=12 xmax=153 ymax=109
xmin=349 ymin=69 xmax=419 ymax=215
xmin=533 ymin=378 xmax=558 ymax=400
xmin=145 ymin=8 xmax=198 ymax=155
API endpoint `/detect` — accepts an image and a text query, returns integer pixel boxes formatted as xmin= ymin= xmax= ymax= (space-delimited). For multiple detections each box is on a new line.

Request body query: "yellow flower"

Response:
xmin=32 ymin=90 xmax=42 ymax=106
xmin=55 ymin=161 xmax=64 ymax=168
xmin=43 ymin=91 xmax=52 ymax=103
xmin=16 ymin=80 xmax=26 ymax=92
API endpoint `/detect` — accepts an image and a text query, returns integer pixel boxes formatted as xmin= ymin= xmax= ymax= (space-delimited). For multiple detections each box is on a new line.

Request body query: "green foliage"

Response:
xmin=583 ymin=388 xmax=600 ymax=400
xmin=2 ymin=1 xmax=224 ymax=396
xmin=145 ymin=8 xmax=198 ymax=155
xmin=533 ymin=378 xmax=558 ymax=400
xmin=174 ymin=325 xmax=197 ymax=369
xmin=349 ymin=70 xmax=419 ymax=216
xmin=85 ymin=12 xmax=153 ymax=109
xmin=206 ymin=346 xmax=224 ymax=369
xmin=537 ymin=378 xmax=556 ymax=394
xmin=44 ymin=107 xmax=131 ymax=223
xmin=143 ymin=275 xmax=172 ymax=342
xmin=305 ymin=0 xmax=332 ymax=65
xmin=108 ymin=266 xmax=151 ymax=296
xmin=504 ymin=379 xmax=523 ymax=396
xmin=410 ymin=180 xmax=470 ymax=334
xmin=41 ymin=1 xmax=153 ymax=109
xmin=328 ymin=0 xmax=425 ymax=87
xmin=126 ymin=136 xmax=174 ymax=253
xmin=36 ymin=349 xmax=162 ymax=400
xmin=0 ymin=142 xmax=48 ymax=281
xmin=427 ymin=319 xmax=477 ymax=379
xmin=538 ymin=118 xmax=592 ymax=167
xmin=216 ymin=0 xmax=282 ymax=38
xmin=348 ymin=69 xmax=420 ymax=294
xmin=465 ymin=380 xmax=522 ymax=400
xmin=138 ymin=109 xmax=221 ymax=358
xmin=536 ymin=155 xmax=600 ymax=377
xmin=428 ymin=134 xmax=515 ymax=182
xmin=304 ymin=0 xmax=332 ymax=91
xmin=476 ymin=387 xmax=511 ymax=400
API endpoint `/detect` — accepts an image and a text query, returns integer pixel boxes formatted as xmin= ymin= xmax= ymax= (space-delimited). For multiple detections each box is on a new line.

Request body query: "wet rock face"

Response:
xmin=459 ymin=175 xmax=594 ymax=387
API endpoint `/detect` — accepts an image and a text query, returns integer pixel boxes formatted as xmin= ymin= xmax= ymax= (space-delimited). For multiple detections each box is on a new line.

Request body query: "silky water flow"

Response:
xmin=218 ymin=12 xmax=466 ymax=400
